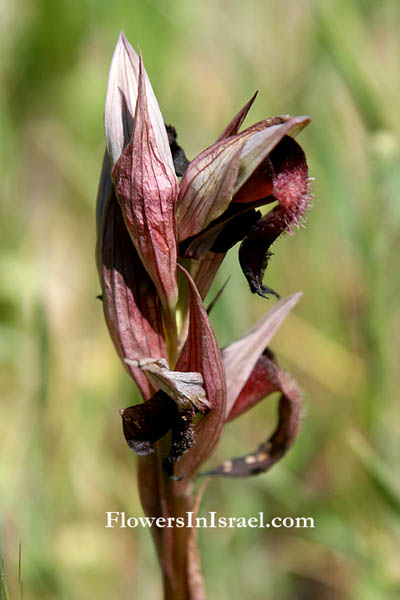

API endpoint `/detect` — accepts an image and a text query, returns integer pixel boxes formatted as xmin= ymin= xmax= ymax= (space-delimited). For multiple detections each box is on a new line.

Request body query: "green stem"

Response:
xmin=163 ymin=304 xmax=179 ymax=367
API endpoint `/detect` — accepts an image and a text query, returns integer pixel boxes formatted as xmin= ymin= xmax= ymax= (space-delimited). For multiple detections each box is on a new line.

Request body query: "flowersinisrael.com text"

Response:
xmin=105 ymin=512 xmax=315 ymax=529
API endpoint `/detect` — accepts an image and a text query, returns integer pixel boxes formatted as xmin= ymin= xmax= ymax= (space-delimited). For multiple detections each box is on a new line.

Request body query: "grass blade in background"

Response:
xmin=0 ymin=557 xmax=10 ymax=600
xmin=348 ymin=429 xmax=400 ymax=515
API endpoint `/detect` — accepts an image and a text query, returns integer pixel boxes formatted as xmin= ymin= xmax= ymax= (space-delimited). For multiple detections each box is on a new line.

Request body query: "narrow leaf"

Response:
xmin=206 ymin=276 xmax=230 ymax=314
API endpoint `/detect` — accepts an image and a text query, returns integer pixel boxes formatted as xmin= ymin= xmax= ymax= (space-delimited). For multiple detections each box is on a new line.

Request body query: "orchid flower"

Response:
xmin=96 ymin=31 xmax=311 ymax=600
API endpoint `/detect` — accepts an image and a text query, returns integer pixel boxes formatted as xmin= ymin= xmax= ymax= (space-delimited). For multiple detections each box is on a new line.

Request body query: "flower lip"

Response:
xmin=203 ymin=370 xmax=303 ymax=478
xmin=238 ymin=135 xmax=311 ymax=297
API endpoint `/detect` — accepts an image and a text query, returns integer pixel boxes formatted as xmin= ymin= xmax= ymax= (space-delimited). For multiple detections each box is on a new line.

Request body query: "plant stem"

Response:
xmin=137 ymin=447 xmax=207 ymax=600
xmin=163 ymin=305 xmax=179 ymax=368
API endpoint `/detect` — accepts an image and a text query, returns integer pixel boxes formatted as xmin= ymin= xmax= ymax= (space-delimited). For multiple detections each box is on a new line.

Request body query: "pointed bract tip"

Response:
xmin=120 ymin=30 xmax=134 ymax=51
xmin=294 ymin=115 xmax=312 ymax=131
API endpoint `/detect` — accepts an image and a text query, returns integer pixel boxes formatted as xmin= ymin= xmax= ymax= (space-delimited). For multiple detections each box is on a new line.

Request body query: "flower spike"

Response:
xmin=97 ymin=32 xmax=312 ymax=595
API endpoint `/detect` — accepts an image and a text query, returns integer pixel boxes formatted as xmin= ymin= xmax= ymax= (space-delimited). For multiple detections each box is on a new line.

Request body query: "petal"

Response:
xmin=112 ymin=53 xmax=179 ymax=314
xmin=223 ymin=293 xmax=302 ymax=416
xmin=100 ymin=191 xmax=167 ymax=400
xmin=232 ymin=116 xmax=310 ymax=196
xmin=177 ymin=116 xmax=310 ymax=242
xmin=175 ymin=266 xmax=227 ymax=478
xmin=239 ymin=136 xmax=311 ymax=298
xmin=231 ymin=156 xmax=273 ymax=204
xmin=203 ymin=365 xmax=303 ymax=477
xmin=105 ymin=32 xmax=173 ymax=171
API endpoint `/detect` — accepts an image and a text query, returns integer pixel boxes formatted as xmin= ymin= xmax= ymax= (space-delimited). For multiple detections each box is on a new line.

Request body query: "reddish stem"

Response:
xmin=137 ymin=447 xmax=207 ymax=600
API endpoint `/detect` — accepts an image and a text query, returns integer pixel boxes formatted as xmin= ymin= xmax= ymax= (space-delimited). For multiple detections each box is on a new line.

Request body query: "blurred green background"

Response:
xmin=1 ymin=0 xmax=400 ymax=598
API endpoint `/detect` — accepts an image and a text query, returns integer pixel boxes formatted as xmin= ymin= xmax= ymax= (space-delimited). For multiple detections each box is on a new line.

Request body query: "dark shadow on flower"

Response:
xmin=166 ymin=124 xmax=191 ymax=177
xmin=120 ymin=391 xmax=179 ymax=455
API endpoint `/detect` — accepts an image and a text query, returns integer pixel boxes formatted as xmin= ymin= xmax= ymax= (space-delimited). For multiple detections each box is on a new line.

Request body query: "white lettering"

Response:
xmin=127 ymin=517 xmax=138 ymax=528
xmin=105 ymin=512 xmax=120 ymax=528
